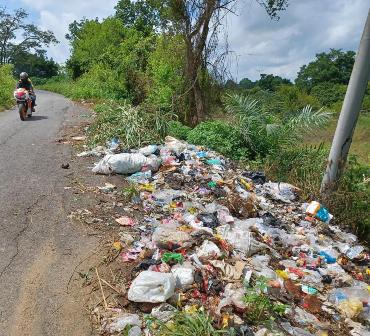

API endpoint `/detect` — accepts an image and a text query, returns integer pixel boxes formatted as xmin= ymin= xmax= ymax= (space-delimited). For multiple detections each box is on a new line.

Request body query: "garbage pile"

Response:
xmin=89 ymin=137 xmax=370 ymax=336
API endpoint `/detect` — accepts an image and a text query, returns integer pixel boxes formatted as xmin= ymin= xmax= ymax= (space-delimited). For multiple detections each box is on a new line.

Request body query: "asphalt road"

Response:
xmin=0 ymin=91 xmax=97 ymax=336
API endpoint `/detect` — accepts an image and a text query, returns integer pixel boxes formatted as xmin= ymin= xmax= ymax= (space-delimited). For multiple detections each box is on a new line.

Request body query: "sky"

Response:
xmin=2 ymin=0 xmax=369 ymax=81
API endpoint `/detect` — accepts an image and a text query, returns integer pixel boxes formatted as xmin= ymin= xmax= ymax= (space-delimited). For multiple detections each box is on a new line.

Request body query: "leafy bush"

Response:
xmin=87 ymin=101 xmax=171 ymax=147
xmin=311 ymin=82 xmax=346 ymax=109
xmin=224 ymin=93 xmax=331 ymax=157
xmin=167 ymin=120 xmax=191 ymax=140
xmin=187 ymin=120 xmax=250 ymax=160
xmin=70 ymin=63 xmax=128 ymax=100
xmin=0 ymin=64 xmax=15 ymax=110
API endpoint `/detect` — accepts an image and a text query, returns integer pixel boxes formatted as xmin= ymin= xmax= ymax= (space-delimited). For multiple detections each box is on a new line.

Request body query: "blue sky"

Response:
xmin=1 ymin=0 xmax=369 ymax=81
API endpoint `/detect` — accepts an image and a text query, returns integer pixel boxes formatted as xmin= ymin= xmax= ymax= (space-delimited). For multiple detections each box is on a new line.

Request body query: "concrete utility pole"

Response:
xmin=321 ymin=9 xmax=370 ymax=194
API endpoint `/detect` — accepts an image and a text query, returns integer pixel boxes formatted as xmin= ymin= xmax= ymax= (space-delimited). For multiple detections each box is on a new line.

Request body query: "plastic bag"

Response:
xmin=92 ymin=153 xmax=161 ymax=175
xmin=263 ymin=182 xmax=299 ymax=203
xmin=209 ymin=260 xmax=246 ymax=281
xmin=171 ymin=263 xmax=195 ymax=288
xmin=164 ymin=136 xmax=187 ymax=155
xmin=139 ymin=144 xmax=158 ymax=156
xmin=128 ymin=271 xmax=175 ymax=303
xmin=151 ymin=303 xmax=177 ymax=322
xmin=217 ymin=224 xmax=268 ymax=257
xmin=104 ymin=313 xmax=141 ymax=333
xmin=152 ymin=226 xmax=193 ymax=250
xmin=196 ymin=240 xmax=222 ymax=260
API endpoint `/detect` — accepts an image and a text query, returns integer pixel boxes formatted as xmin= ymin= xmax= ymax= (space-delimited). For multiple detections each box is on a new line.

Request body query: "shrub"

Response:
xmin=187 ymin=120 xmax=250 ymax=160
xmin=0 ymin=64 xmax=15 ymax=110
xmin=87 ymin=101 xmax=171 ymax=147
xmin=224 ymin=93 xmax=331 ymax=157
xmin=167 ymin=120 xmax=191 ymax=140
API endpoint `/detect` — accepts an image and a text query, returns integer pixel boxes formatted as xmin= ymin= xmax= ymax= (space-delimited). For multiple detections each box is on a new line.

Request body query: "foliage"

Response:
xmin=87 ymin=101 xmax=169 ymax=148
xmin=0 ymin=64 xmax=15 ymax=110
xmin=296 ymin=49 xmax=355 ymax=91
xmin=115 ymin=0 xmax=161 ymax=34
xmin=146 ymin=35 xmax=186 ymax=114
xmin=70 ymin=63 xmax=128 ymax=100
xmin=11 ymin=49 xmax=59 ymax=79
xmin=244 ymin=276 xmax=288 ymax=325
xmin=147 ymin=309 xmax=227 ymax=336
xmin=257 ymin=74 xmax=291 ymax=91
xmin=0 ymin=7 xmax=58 ymax=65
xmin=187 ymin=120 xmax=250 ymax=160
xmin=224 ymin=93 xmax=330 ymax=156
xmin=275 ymin=84 xmax=321 ymax=114
xmin=167 ymin=121 xmax=192 ymax=140
xmin=66 ymin=18 xmax=126 ymax=78
xmin=310 ymin=82 xmax=347 ymax=109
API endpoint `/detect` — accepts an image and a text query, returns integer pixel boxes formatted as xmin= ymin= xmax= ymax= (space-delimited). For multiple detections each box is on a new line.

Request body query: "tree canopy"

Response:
xmin=296 ymin=49 xmax=355 ymax=91
xmin=0 ymin=7 xmax=58 ymax=65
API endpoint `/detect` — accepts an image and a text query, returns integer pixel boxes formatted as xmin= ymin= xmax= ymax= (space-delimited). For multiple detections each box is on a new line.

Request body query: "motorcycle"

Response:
xmin=13 ymin=88 xmax=33 ymax=121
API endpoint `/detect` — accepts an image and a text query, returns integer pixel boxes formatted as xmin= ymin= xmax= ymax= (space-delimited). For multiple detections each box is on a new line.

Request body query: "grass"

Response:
xmin=304 ymin=113 xmax=370 ymax=164
xmin=147 ymin=309 xmax=228 ymax=336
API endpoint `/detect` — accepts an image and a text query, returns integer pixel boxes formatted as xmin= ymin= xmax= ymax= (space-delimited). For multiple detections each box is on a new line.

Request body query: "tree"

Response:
xmin=296 ymin=49 xmax=355 ymax=91
xmin=66 ymin=18 xmax=126 ymax=78
xmin=115 ymin=0 xmax=161 ymax=34
xmin=152 ymin=0 xmax=289 ymax=125
xmin=239 ymin=77 xmax=255 ymax=89
xmin=12 ymin=49 xmax=59 ymax=78
xmin=0 ymin=7 xmax=58 ymax=65
xmin=257 ymin=73 xmax=291 ymax=91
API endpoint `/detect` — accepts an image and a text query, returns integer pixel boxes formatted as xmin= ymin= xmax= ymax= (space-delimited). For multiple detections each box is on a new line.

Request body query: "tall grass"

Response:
xmin=0 ymin=64 xmax=15 ymax=110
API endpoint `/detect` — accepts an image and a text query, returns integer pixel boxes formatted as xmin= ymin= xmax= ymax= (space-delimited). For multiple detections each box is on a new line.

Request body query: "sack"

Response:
xmin=92 ymin=153 xmax=161 ymax=175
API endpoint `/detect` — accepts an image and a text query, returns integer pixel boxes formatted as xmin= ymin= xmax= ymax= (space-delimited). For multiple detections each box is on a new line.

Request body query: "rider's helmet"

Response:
xmin=20 ymin=72 xmax=29 ymax=82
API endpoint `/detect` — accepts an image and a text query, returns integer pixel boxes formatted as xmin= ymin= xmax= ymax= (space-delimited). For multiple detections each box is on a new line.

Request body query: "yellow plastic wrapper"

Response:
xmin=240 ymin=178 xmax=252 ymax=190
xmin=338 ymin=298 xmax=363 ymax=318
xmin=276 ymin=270 xmax=289 ymax=280
xmin=221 ymin=313 xmax=230 ymax=328
xmin=112 ymin=241 xmax=122 ymax=251
xmin=139 ymin=183 xmax=155 ymax=192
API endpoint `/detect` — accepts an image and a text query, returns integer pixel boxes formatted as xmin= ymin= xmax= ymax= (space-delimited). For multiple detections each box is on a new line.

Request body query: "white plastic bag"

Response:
xmin=128 ymin=271 xmax=175 ymax=303
xmin=92 ymin=153 xmax=161 ymax=175
xmin=139 ymin=145 xmax=158 ymax=156
xmin=196 ymin=240 xmax=221 ymax=260
xmin=171 ymin=263 xmax=195 ymax=288
xmin=105 ymin=313 xmax=141 ymax=333
xmin=164 ymin=136 xmax=187 ymax=155
xmin=263 ymin=182 xmax=299 ymax=203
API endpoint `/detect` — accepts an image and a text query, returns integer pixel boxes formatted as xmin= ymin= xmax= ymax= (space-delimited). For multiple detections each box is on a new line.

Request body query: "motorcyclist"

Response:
xmin=16 ymin=72 xmax=36 ymax=112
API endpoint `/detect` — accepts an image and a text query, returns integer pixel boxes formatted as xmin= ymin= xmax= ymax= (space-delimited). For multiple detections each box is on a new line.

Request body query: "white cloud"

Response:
xmin=227 ymin=0 xmax=369 ymax=81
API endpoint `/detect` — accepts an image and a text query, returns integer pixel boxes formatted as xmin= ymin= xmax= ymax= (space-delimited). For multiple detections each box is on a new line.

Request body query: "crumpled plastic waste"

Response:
xmin=85 ymin=136 xmax=369 ymax=335
xmin=263 ymin=182 xmax=299 ymax=203
xmin=103 ymin=313 xmax=141 ymax=333
xmin=305 ymin=201 xmax=333 ymax=223
xmin=128 ymin=271 xmax=175 ymax=303
xmin=92 ymin=153 xmax=161 ymax=175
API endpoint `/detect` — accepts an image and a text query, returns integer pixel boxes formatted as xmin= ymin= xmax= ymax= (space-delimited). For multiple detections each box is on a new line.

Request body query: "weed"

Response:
xmin=244 ymin=276 xmax=288 ymax=325
xmin=147 ymin=308 xmax=228 ymax=336
xmin=121 ymin=184 xmax=140 ymax=202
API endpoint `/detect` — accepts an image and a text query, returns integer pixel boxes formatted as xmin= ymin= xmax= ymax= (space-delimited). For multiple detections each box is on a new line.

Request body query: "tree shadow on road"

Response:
xmin=26 ymin=116 xmax=48 ymax=121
